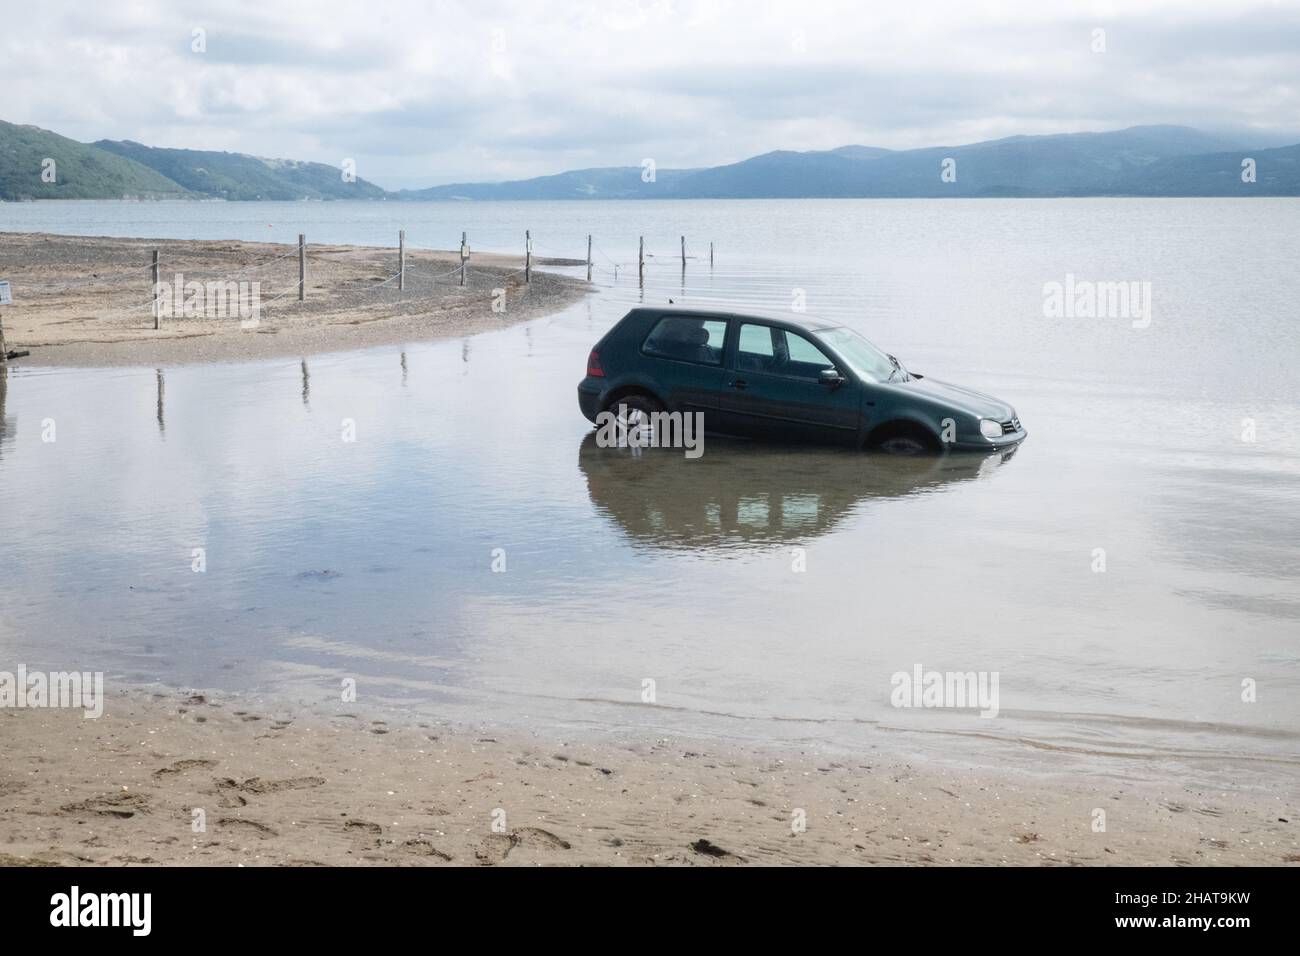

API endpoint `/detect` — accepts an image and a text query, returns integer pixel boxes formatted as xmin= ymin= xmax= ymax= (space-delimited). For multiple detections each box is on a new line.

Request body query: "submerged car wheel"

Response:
xmin=608 ymin=393 xmax=664 ymax=445
xmin=868 ymin=424 xmax=940 ymax=456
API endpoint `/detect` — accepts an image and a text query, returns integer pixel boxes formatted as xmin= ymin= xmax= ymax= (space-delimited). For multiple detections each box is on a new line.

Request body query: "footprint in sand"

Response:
xmin=343 ymin=820 xmax=383 ymax=835
xmin=60 ymin=792 xmax=152 ymax=819
xmin=215 ymin=776 xmax=326 ymax=795
xmin=474 ymin=833 xmax=519 ymax=864
xmin=474 ymin=828 xmax=571 ymax=864
xmin=402 ymin=839 xmax=453 ymax=861
xmin=217 ymin=818 xmax=278 ymax=838
xmin=152 ymin=758 xmax=217 ymax=779
xmin=515 ymin=827 xmax=572 ymax=850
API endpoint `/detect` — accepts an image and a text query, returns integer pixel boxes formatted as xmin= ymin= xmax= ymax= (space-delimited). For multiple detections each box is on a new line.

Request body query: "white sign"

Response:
xmin=0 ymin=281 xmax=11 ymax=306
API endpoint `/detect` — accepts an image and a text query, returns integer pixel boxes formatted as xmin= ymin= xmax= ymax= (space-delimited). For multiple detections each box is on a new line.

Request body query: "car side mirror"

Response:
xmin=819 ymin=369 xmax=845 ymax=388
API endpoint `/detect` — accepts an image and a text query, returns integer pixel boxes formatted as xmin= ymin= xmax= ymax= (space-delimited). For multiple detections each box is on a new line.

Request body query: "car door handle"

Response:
xmin=729 ymin=379 xmax=748 ymax=390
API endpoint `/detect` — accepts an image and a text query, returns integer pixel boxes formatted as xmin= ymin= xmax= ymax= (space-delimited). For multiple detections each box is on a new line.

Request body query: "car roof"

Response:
xmin=627 ymin=304 xmax=844 ymax=333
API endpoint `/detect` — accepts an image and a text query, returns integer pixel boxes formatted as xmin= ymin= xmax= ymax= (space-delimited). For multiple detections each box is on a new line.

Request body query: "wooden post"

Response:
xmin=710 ymin=242 xmax=714 ymax=268
xmin=399 ymin=229 xmax=406 ymax=291
xmin=525 ymin=230 xmax=532 ymax=284
xmin=151 ymin=250 xmax=161 ymax=330
xmin=298 ymin=234 xmax=306 ymax=301
xmin=681 ymin=235 xmax=686 ymax=269
xmin=460 ymin=231 xmax=468 ymax=287
xmin=586 ymin=235 xmax=593 ymax=282
xmin=638 ymin=236 xmax=645 ymax=286
xmin=0 ymin=309 xmax=7 ymax=364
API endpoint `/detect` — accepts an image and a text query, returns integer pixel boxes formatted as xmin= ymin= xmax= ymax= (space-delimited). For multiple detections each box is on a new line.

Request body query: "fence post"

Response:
xmin=638 ymin=236 xmax=644 ymax=286
xmin=710 ymin=242 xmax=714 ymax=268
xmin=298 ymin=234 xmax=306 ymax=301
xmin=460 ymin=232 xmax=468 ymax=286
xmin=681 ymin=235 xmax=686 ymax=270
xmin=0 ymin=309 xmax=7 ymax=364
xmin=525 ymin=230 xmax=532 ymax=284
xmin=399 ymin=229 xmax=406 ymax=291
xmin=587 ymin=235 xmax=593 ymax=283
xmin=151 ymin=250 xmax=161 ymax=329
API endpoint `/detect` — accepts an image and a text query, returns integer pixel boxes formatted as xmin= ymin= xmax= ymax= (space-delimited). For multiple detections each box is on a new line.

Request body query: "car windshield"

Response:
xmin=817 ymin=327 xmax=900 ymax=383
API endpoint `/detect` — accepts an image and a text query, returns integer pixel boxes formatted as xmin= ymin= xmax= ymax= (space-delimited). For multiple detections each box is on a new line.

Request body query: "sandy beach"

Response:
xmin=1 ymin=687 xmax=1295 ymax=867
xmin=0 ymin=232 xmax=591 ymax=367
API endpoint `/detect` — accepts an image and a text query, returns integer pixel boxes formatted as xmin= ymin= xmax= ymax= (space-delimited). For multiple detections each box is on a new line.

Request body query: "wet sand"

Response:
xmin=1 ymin=687 xmax=1295 ymax=867
xmin=0 ymin=232 xmax=590 ymax=367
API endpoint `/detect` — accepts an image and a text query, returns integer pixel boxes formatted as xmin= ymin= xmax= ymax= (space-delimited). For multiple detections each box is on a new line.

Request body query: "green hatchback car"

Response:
xmin=577 ymin=306 xmax=1027 ymax=453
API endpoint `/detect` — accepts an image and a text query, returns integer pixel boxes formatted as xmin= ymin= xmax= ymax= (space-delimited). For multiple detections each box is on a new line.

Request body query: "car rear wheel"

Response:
xmin=607 ymin=393 xmax=664 ymax=444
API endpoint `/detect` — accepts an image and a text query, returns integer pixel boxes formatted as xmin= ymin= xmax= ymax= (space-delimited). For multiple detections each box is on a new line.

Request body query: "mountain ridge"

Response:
xmin=1 ymin=120 xmax=1296 ymax=201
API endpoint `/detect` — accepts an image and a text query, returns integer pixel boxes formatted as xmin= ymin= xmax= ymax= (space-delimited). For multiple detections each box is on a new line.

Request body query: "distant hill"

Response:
xmin=95 ymin=140 xmax=388 ymax=201
xmin=1108 ymin=142 xmax=1300 ymax=196
xmin=0 ymin=120 xmax=190 ymax=200
xmin=396 ymin=165 xmax=698 ymax=201
xmin=415 ymin=126 xmax=1289 ymax=200
xmin=1 ymin=120 xmax=1295 ymax=200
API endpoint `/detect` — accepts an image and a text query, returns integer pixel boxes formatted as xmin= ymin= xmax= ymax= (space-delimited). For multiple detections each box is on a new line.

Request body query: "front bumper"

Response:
xmin=951 ymin=426 xmax=1027 ymax=452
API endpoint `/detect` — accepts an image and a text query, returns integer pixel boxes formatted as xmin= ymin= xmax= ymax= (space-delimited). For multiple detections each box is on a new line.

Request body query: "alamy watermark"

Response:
xmin=152 ymin=273 xmax=261 ymax=328
xmin=890 ymin=664 xmax=999 ymax=718
xmin=50 ymin=886 xmax=150 ymax=936
xmin=595 ymin=404 xmax=704 ymax=459
xmin=0 ymin=665 xmax=104 ymax=718
xmin=1043 ymin=273 xmax=1151 ymax=328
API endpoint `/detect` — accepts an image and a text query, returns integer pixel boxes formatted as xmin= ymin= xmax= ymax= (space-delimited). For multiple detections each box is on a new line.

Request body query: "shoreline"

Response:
xmin=0 ymin=231 xmax=592 ymax=368
xmin=1 ymin=685 xmax=1295 ymax=867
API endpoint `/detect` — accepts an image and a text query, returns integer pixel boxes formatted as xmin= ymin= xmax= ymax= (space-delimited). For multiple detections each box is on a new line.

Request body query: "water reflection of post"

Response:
xmin=301 ymin=358 xmax=310 ymax=407
xmin=461 ymin=339 xmax=470 ymax=374
xmin=0 ymin=364 xmax=9 ymax=459
xmin=400 ymin=351 xmax=408 ymax=387
xmin=155 ymin=369 xmax=165 ymax=435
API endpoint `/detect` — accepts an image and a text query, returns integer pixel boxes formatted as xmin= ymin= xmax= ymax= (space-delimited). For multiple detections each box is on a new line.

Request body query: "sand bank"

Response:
xmin=0 ymin=232 xmax=591 ymax=367
xmin=1 ymin=687 xmax=1294 ymax=867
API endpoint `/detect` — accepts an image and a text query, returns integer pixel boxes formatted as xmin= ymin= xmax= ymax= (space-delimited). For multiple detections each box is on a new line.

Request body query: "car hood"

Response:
xmin=899 ymin=376 xmax=1016 ymax=420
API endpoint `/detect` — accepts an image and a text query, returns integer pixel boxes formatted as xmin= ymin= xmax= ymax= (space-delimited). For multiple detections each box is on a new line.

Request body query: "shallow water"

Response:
xmin=1 ymin=198 xmax=1298 ymax=780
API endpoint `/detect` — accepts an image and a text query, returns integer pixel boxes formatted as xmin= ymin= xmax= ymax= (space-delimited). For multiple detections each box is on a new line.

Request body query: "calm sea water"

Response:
xmin=1 ymin=198 xmax=1298 ymax=781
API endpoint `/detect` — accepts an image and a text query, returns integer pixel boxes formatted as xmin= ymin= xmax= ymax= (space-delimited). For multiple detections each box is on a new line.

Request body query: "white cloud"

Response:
xmin=2 ymin=0 xmax=1297 ymax=188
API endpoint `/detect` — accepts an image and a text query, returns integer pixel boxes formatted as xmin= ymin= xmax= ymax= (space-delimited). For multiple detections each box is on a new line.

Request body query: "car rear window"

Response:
xmin=642 ymin=316 xmax=726 ymax=366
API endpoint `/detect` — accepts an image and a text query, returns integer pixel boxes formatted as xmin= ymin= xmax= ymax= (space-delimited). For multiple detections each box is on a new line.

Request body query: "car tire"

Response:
xmin=607 ymin=392 xmax=664 ymax=444
xmin=868 ymin=424 xmax=941 ymax=456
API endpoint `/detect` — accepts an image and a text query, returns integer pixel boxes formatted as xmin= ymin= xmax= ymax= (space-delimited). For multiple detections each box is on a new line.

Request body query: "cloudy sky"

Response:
xmin=3 ymin=0 xmax=1298 ymax=189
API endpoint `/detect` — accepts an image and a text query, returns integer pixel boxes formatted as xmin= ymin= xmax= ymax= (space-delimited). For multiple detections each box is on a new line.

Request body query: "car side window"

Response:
xmin=642 ymin=317 xmax=726 ymax=366
xmin=784 ymin=331 xmax=837 ymax=380
xmin=737 ymin=324 xmax=836 ymax=381
xmin=737 ymin=323 xmax=778 ymax=373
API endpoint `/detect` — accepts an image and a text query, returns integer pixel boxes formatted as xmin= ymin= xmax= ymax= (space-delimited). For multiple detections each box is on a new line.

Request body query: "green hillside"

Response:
xmin=95 ymin=140 xmax=388 ymax=200
xmin=0 ymin=120 xmax=190 ymax=200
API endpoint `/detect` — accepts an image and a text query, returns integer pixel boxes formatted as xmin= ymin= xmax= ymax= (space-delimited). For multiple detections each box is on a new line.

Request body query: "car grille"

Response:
xmin=1001 ymin=417 xmax=1021 ymax=435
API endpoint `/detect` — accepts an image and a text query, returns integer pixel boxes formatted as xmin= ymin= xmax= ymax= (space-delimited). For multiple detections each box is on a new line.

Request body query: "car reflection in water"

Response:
xmin=578 ymin=433 xmax=1019 ymax=553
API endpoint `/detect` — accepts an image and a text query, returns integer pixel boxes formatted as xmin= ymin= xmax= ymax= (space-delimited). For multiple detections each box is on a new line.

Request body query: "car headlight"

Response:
xmin=979 ymin=419 xmax=1004 ymax=441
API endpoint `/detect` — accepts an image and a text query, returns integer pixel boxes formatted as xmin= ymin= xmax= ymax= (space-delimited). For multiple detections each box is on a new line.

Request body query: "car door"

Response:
xmin=637 ymin=314 xmax=733 ymax=424
xmin=721 ymin=323 xmax=861 ymax=445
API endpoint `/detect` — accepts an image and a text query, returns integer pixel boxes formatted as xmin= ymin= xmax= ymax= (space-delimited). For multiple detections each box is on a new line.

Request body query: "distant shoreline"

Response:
xmin=0 ymin=231 xmax=590 ymax=368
